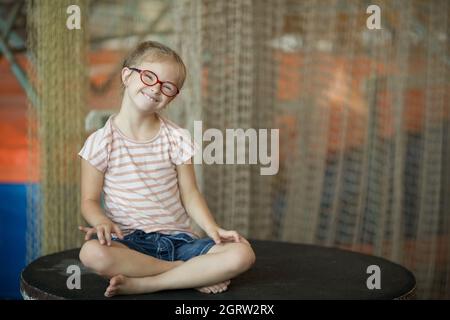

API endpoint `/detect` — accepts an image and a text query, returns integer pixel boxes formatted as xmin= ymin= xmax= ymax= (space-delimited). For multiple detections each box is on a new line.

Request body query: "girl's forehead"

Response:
xmin=138 ymin=60 xmax=180 ymax=80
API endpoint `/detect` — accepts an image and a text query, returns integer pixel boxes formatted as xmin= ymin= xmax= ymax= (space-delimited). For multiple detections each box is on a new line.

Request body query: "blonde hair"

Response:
xmin=122 ymin=40 xmax=187 ymax=89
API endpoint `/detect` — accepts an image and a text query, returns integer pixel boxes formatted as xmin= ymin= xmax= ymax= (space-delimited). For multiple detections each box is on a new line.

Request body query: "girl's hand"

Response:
xmin=78 ymin=222 xmax=124 ymax=246
xmin=205 ymin=226 xmax=242 ymax=245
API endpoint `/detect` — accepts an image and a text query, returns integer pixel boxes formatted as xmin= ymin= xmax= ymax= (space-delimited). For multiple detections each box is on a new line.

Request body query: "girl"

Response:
xmin=78 ymin=41 xmax=255 ymax=297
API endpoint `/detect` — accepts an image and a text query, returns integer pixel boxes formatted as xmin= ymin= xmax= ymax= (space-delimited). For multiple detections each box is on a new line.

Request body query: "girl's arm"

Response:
xmin=80 ymin=158 xmax=124 ymax=245
xmin=177 ymin=162 xmax=241 ymax=244
xmin=176 ymin=162 xmax=217 ymax=231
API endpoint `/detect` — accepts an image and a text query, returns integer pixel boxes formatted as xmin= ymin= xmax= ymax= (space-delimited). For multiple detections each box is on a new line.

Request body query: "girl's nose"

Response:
xmin=151 ymin=82 xmax=162 ymax=94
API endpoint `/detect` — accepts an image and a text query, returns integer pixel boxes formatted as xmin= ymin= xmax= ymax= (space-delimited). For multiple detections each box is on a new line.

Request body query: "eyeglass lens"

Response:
xmin=141 ymin=71 xmax=178 ymax=96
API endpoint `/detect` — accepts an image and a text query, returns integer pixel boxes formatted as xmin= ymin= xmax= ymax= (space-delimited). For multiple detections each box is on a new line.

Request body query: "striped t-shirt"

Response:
xmin=78 ymin=113 xmax=199 ymax=238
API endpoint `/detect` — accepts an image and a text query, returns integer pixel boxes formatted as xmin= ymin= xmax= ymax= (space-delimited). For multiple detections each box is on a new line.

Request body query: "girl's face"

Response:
xmin=121 ymin=59 xmax=182 ymax=113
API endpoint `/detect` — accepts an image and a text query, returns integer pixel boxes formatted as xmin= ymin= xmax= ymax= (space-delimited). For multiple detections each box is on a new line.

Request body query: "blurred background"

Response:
xmin=0 ymin=0 xmax=448 ymax=299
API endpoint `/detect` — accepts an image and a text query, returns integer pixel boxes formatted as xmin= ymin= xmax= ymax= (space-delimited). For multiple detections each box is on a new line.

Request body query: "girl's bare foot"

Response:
xmin=105 ymin=274 xmax=154 ymax=297
xmin=196 ymin=280 xmax=231 ymax=294
xmin=105 ymin=274 xmax=231 ymax=297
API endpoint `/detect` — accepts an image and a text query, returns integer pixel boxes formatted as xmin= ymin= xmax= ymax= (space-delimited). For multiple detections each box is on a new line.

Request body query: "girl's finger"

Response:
xmin=97 ymin=228 xmax=106 ymax=245
xmin=230 ymin=231 xmax=240 ymax=242
xmin=104 ymin=228 xmax=112 ymax=246
xmin=78 ymin=226 xmax=90 ymax=233
xmin=212 ymin=232 xmax=221 ymax=245
xmin=222 ymin=230 xmax=240 ymax=242
xmin=85 ymin=228 xmax=95 ymax=241
xmin=113 ymin=225 xmax=124 ymax=240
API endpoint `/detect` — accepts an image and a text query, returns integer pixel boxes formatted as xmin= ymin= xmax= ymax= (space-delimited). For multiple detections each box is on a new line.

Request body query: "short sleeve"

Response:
xmin=78 ymin=130 xmax=110 ymax=173
xmin=169 ymin=127 xmax=198 ymax=165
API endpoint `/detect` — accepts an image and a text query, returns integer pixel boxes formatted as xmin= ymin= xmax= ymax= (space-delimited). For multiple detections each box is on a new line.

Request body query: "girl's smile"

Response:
xmin=141 ymin=91 xmax=160 ymax=103
xmin=123 ymin=60 xmax=182 ymax=114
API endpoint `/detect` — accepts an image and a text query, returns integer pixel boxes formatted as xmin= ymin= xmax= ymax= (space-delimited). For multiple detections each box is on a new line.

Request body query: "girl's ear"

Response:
xmin=121 ymin=67 xmax=133 ymax=87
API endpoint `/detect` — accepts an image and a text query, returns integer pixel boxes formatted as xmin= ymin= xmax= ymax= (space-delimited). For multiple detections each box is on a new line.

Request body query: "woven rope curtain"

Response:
xmin=172 ymin=0 xmax=283 ymax=238
xmin=27 ymin=0 xmax=89 ymax=257
xmin=173 ymin=0 xmax=449 ymax=299
xmin=25 ymin=0 xmax=449 ymax=299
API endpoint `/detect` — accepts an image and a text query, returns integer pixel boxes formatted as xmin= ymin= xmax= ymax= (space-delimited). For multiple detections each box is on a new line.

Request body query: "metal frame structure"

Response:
xmin=0 ymin=0 xmax=173 ymax=103
xmin=0 ymin=0 xmax=36 ymax=103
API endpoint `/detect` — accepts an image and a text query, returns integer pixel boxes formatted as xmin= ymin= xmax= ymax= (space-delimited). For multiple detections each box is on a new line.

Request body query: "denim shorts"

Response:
xmin=106 ymin=230 xmax=216 ymax=262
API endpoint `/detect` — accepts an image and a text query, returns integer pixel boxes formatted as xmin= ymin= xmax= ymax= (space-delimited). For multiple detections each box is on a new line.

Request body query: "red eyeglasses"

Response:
xmin=128 ymin=67 xmax=180 ymax=97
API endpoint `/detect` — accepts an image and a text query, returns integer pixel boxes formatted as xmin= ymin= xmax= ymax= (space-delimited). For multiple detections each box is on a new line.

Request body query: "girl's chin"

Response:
xmin=136 ymin=103 xmax=164 ymax=113
xmin=135 ymin=99 xmax=160 ymax=110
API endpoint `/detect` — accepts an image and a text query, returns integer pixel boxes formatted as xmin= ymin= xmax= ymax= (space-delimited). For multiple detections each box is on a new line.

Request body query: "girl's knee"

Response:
xmin=227 ymin=243 xmax=256 ymax=273
xmin=79 ymin=240 xmax=114 ymax=276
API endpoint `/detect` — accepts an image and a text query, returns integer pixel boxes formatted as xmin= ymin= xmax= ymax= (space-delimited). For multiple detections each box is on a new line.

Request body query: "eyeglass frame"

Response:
xmin=127 ymin=67 xmax=180 ymax=97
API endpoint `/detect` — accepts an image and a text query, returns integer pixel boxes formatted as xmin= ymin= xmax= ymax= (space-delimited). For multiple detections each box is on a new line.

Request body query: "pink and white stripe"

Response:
xmin=78 ymin=113 xmax=199 ymax=238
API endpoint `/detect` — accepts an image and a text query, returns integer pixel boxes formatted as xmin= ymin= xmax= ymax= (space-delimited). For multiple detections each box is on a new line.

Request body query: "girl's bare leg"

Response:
xmin=79 ymin=239 xmax=231 ymax=293
xmin=104 ymin=241 xmax=255 ymax=297
xmin=79 ymin=240 xmax=182 ymax=278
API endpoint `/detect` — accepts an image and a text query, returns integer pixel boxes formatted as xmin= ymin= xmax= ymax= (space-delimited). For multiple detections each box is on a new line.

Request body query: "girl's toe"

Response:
xmin=197 ymin=287 xmax=211 ymax=293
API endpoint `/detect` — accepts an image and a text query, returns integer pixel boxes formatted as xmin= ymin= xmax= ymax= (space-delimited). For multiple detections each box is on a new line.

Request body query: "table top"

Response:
xmin=21 ymin=239 xmax=416 ymax=300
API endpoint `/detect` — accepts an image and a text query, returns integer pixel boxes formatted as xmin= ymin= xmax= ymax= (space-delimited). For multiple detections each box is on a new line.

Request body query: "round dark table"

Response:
xmin=20 ymin=240 xmax=416 ymax=300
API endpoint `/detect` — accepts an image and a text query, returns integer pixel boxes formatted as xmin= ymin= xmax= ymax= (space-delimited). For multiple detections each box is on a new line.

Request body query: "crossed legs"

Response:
xmin=79 ymin=237 xmax=256 ymax=296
